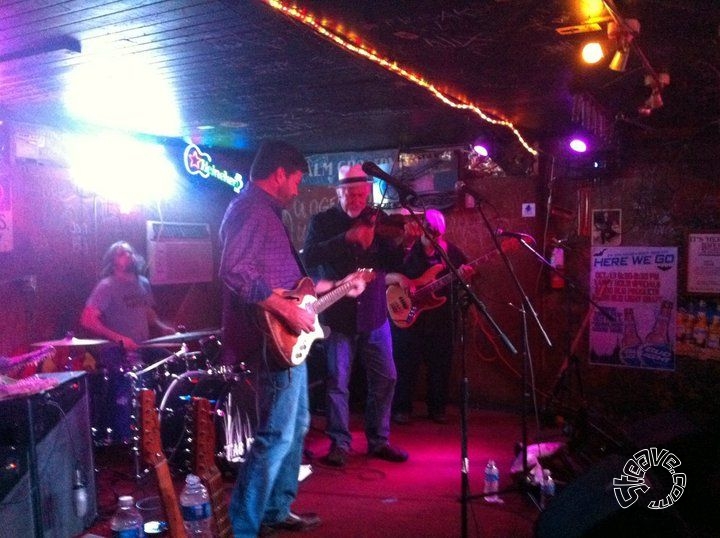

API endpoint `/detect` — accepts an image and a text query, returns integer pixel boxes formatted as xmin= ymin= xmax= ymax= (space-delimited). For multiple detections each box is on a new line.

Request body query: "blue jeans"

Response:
xmin=325 ymin=320 xmax=396 ymax=452
xmin=229 ymin=357 xmax=310 ymax=537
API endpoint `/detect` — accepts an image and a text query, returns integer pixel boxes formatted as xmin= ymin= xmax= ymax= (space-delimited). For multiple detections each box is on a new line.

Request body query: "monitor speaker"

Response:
xmin=0 ymin=372 xmax=97 ymax=537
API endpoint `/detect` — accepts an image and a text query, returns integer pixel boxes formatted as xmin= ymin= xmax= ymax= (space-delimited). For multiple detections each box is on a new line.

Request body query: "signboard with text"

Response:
xmin=686 ymin=232 xmax=720 ymax=294
xmin=589 ymin=246 xmax=678 ymax=370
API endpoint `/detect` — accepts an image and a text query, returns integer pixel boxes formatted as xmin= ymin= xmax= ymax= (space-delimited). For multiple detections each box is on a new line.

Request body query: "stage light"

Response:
xmin=473 ymin=144 xmax=489 ymax=157
xmin=607 ymin=19 xmax=639 ymax=72
xmin=569 ymin=138 xmax=588 ymax=153
xmin=609 ymin=48 xmax=630 ymax=72
xmin=67 ymin=132 xmax=178 ymax=209
xmin=581 ymin=42 xmax=604 ymax=64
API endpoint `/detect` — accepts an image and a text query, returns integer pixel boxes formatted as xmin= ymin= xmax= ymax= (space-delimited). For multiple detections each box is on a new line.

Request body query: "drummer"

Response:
xmin=80 ymin=240 xmax=175 ymax=444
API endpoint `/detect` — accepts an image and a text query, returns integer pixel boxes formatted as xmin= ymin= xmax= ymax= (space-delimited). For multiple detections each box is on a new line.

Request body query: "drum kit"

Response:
xmin=27 ymin=329 xmax=257 ymax=475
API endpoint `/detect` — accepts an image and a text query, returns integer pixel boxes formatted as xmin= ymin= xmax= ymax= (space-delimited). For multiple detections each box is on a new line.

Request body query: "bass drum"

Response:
xmin=158 ymin=370 xmax=258 ymax=474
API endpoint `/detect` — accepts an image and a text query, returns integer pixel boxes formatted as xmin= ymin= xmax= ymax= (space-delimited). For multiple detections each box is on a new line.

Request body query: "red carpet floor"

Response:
xmin=83 ymin=407 xmax=544 ymax=538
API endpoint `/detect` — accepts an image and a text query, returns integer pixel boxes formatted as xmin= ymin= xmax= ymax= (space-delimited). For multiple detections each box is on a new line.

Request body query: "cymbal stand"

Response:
xmin=126 ymin=343 xmax=189 ymax=481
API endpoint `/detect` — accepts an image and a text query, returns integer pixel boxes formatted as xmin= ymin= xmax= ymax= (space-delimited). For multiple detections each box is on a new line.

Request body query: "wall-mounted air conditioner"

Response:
xmin=146 ymin=221 xmax=214 ymax=285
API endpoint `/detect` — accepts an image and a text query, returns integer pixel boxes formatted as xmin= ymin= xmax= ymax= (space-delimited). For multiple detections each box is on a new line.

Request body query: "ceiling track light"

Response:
xmin=607 ymin=19 xmax=639 ymax=72
xmin=602 ymin=0 xmax=669 ymax=115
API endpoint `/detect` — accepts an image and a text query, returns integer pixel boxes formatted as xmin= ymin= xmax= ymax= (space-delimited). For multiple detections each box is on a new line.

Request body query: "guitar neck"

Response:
xmin=414 ymin=253 xmax=491 ymax=297
xmin=311 ymin=279 xmax=360 ymax=315
xmin=139 ymin=389 xmax=185 ymax=538
xmin=193 ymin=397 xmax=232 ymax=538
xmin=154 ymin=462 xmax=186 ymax=538
xmin=201 ymin=471 xmax=232 ymax=537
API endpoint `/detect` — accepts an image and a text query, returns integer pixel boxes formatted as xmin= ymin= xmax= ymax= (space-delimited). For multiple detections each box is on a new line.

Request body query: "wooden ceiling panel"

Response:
xmin=0 ymin=0 xmax=718 ymax=153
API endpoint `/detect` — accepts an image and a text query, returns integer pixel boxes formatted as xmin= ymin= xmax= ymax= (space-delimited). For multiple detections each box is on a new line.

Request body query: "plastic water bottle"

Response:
xmin=180 ymin=474 xmax=213 ymax=536
xmin=483 ymin=460 xmax=500 ymax=503
xmin=110 ymin=495 xmax=144 ymax=538
xmin=540 ymin=468 xmax=556 ymax=510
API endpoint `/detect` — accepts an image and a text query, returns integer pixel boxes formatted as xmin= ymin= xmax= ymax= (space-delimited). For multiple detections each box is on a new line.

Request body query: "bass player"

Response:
xmin=386 ymin=208 xmax=475 ymax=425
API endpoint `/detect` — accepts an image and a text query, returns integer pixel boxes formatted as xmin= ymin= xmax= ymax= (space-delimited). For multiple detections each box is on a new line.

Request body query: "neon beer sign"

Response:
xmin=183 ymin=143 xmax=243 ymax=192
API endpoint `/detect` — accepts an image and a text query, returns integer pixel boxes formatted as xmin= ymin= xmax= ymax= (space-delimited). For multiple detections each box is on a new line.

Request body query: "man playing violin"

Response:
xmin=302 ymin=163 xmax=418 ymax=467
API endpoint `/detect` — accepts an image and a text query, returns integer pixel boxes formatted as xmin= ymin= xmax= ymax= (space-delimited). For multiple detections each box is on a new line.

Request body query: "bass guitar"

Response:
xmin=262 ymin=269 xmax=374 ymax=368
xmin=193 ymin=396 xmax=232 ymax=538
xmin=139 ymin=389 xmax=186 ymax=538
xmin=386 ymin=250 xmax=497 ymax=328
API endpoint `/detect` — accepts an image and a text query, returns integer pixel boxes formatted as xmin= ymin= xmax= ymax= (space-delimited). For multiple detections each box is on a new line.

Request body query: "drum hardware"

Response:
xmin=142 ymin=328 xmax=221 ymax=346
xmin=133 ymin=343 xmax=190 ymax=377
xmin=157 ymin=366 xmax=257 ymax=474
xmin=31 ymin=332 xmax=110 ymax=347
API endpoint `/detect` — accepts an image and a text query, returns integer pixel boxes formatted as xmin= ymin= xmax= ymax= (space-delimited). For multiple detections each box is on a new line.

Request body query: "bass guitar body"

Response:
xmin=386 ymin=264 xmax=447 ymax=329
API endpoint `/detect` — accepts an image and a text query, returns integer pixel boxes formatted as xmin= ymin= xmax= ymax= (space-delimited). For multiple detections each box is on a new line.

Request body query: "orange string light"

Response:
xmin=262 ymin=0 xmax=538 ymax=156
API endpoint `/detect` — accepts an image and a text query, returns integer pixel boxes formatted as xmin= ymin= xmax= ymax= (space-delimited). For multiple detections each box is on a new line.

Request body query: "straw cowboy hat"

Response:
xmin=337 ymin=163 xmax=372 ymax=186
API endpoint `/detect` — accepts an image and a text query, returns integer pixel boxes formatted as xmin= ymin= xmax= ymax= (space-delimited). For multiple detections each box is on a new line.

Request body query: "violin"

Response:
xmin=353 ymin=208 xmax=413 ymax=240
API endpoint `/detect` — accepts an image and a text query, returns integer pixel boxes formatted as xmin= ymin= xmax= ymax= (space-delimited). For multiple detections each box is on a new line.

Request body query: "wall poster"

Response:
xmin=686 ymin=232 xmax=720 ymax=294
xmin=589 ymin=246 xmax=678 ymax=370
xmin=591 ymin=208 xmax=622 ymax=246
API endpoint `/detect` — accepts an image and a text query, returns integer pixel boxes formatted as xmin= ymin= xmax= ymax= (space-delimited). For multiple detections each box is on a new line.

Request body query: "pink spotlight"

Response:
xmin=569 ymin=138 xmax=588 ymax=153
xmin=473 ymin=144 xmax=489 ymax=157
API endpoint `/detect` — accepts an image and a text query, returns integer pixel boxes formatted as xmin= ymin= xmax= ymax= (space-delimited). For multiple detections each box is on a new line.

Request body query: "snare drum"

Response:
xmin=158 ymin=370 xmax=258 ymax=473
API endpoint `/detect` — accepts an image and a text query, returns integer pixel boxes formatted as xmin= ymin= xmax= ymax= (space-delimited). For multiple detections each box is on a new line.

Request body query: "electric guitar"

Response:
xmin=139 ymin=389 xmax=186 ymax=538
xmin=386 ymin=250 xmax=497 ymax=328
xmin=262 ymin=269 xmax=375 ymax=368
xmin=193 ymin=396 xmax=232 ymax=538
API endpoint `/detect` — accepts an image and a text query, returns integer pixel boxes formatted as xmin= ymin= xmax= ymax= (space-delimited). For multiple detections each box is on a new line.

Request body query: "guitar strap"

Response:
xmin=274 ymin=206 xmax=309 ymax=277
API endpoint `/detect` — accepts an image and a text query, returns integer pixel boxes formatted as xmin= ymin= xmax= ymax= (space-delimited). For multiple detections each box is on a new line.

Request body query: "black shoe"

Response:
xmin=262 ymin=512 xmax=321 ymax=533
xmin=392 ymin=412 xmax=411 ymax=425
xmin=322 ymin=445 xmax=348 ymax=467
xmin=368 ymin=443 xmax=408 ymax=462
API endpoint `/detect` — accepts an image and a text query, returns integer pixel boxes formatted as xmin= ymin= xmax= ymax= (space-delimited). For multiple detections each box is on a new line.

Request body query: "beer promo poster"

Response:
xmin=589 ymin=246 xmax=678 ymax=370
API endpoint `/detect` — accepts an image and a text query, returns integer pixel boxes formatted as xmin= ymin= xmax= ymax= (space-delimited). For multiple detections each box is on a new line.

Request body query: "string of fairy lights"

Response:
xmin=262 ymin=0 xmax=538 ymax=157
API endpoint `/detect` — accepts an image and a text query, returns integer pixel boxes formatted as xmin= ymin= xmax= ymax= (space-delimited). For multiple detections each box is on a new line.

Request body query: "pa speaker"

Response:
xmin=0 ymin=372 xmax=97 ymax=537
xmin=535 ymin=410 xmax=719 ymax=538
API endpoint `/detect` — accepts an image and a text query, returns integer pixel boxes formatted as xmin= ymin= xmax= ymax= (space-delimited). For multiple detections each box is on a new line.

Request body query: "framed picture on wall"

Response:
xmin=591 ymin=209 xmax=622 ymax=246
xmin=687 ymin=232 xmax=720 ymax=294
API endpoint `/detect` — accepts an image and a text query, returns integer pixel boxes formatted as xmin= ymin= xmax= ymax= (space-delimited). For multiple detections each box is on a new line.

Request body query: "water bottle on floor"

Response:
xmin=180 ymin=474 xmax=213 ymax=537
xmin=540 ymin=468 xmax=556 ymax=510
xmin=110 ymin=495 xmax=144 ymax=538
xmin=484 ymin=460 xmax=502 ymax=503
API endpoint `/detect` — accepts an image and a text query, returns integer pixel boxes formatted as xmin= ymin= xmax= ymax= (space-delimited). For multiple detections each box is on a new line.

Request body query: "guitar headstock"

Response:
xmin=355 ymin=268 xmax=375 ymax=283
xmin=193 ymin=397 xmax=217 ymax=475
xmin=139 ymin=389 xmax=164 ymax=467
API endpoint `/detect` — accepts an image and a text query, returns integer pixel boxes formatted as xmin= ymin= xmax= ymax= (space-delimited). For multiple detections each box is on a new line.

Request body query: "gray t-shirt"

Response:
xmin=85 ymin=274 xmax=155 ymax=344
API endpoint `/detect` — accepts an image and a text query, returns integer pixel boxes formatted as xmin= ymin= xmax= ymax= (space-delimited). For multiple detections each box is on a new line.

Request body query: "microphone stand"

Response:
xmin=516 ymin=240 xmax=621 ymax=453
xmin=462 ymin=191 xmax=552 ymax=517
xmin=393 ymin=194 xmax=517 ymax=538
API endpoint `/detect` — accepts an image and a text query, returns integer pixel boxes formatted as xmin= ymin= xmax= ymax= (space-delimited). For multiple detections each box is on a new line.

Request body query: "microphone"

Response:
xmin=455 ymin=181 xmax=485 ymax=203
xmin=361 ymin=162 xmax=417 ymax=200
xmin=496 ymin=229 xmax=536 ymax=245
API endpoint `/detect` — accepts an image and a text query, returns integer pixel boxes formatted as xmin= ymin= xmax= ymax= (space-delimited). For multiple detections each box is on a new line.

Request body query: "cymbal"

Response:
xmin=142 ymin=328 xmax=220 ymax=345
xmin=138 ymin=342 xmax=184 ymax=349
xmin=31 ymin=336 xmax=110 ymax=347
